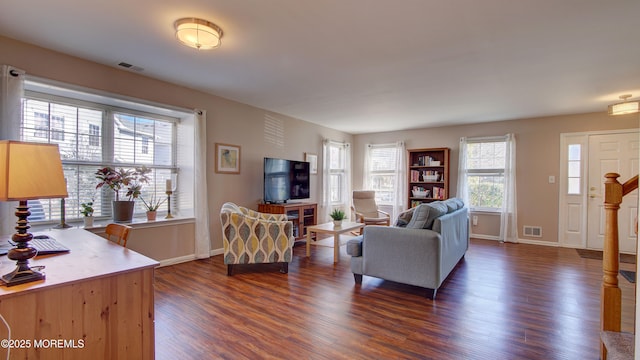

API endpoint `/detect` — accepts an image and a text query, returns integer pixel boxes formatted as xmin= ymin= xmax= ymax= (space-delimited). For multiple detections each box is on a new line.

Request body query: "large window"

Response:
xmin=322 ymin=140 xmax=351 ymax=221
xmin=365 ymin=144 xmax=399 ymax=205
xmin=464 ymin=138 xmax=506 ymax=211
xmin=328 ymin=143 xmax=347 ymax=203
xmin=20 ymin=88 xmax=179 ymax=223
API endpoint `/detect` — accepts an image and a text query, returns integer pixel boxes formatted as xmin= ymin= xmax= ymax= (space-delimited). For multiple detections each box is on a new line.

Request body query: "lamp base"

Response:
xmin=53 ymin=223 xmax=72 ymax=229
xmin=165 ymin=213 xmax=174 ymax=219
xmin=1 ymin=266 xmax=45 ymax=287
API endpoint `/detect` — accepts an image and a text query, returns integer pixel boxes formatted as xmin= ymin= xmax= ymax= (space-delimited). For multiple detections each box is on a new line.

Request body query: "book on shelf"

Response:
xmin=413 ymin=155 xmax=441 ymax=167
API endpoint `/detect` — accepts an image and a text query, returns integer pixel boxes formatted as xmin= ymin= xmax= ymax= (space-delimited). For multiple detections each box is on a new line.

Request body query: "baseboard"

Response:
xmin=471 ymin=234 xmax=501 ymax=241
xmin=155 ymin=248 xmax=223 ymax=268
xmin=158 ymin=254 xmax=197 ymax=268
xmin=517 ymin=238 xmax=560 ymax=247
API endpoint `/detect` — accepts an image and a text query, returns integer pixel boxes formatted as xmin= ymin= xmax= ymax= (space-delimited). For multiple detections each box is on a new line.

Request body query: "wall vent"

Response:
xmin=117 ymin=62 xmax=144 ymax=72
xmin=523 ymin=225 xmax=542 ymax=238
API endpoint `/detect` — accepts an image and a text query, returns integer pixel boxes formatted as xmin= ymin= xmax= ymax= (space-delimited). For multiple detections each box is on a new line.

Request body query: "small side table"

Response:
xmin=306 ymin=222 xmax=364 ymax=263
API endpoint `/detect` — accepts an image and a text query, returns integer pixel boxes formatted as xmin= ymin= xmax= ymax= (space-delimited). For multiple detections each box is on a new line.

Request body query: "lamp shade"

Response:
xmin=0 ymin=141 xmax=68 ymax=201
xmin=608 ymin=101 xmax=640 ymax=115
xmin=175 ymin=18 xmax=223 ymax=50
xmin=608 ymin=94 xmax=640 ymax=116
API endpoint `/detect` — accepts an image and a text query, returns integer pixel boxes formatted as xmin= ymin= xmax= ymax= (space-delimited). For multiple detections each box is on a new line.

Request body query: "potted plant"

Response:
xmin=329 ymin=208 xmax=346 ymax=227
xmin=140 ymin=194 xmax=166 ymax=221
xmin=95 ymin=166 xmax=151 ymax=222
xmin=80 ymin=200 xmax=94 ymax=228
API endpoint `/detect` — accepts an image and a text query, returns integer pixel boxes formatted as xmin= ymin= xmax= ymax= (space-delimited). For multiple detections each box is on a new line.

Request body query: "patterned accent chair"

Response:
xmin=220 ymin=202 xmax=295 ymax=275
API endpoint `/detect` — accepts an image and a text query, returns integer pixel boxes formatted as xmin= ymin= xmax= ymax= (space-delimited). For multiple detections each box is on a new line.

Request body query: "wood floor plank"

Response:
xmin=154 ymin=239 xmax=636 ymax=359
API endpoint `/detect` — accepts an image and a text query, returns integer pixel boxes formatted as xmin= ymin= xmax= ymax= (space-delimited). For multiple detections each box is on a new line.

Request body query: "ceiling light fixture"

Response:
xmin=608 ymin=94 xmax=640 ymax=116
xmin=174 ymin=17 xmax=223 ymax=50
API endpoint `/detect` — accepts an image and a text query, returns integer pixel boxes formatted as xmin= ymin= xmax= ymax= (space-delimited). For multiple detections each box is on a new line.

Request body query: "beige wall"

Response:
xmin=0 ymin=35 xmax=350 ymax=256
xmin=352 ymin=113 xmax=639 ymax=243
xmin=2 ymin=35 xmax=637 ymax=255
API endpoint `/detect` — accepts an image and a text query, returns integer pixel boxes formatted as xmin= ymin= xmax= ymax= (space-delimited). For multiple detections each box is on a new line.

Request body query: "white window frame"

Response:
xmin=364 ymin=143 xmax=399 ymax=206
xmin=20 ymin=81 xmax=186 ymax=224
xmin=328 ymin=142 xmax=347 ymax=205
xmin=463 ymin=136 xmax=507 ymax=213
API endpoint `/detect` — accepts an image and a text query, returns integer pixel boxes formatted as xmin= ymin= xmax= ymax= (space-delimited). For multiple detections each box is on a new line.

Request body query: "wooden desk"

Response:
xmin=306 ymin=222 xmax=364 ymax=263
xmin=0 ymin=228 xmax=158 ymax=359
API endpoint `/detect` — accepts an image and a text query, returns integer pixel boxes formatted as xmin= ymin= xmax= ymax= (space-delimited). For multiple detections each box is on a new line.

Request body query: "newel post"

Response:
xmin=600 ymin=173 xmax=623 ymax=359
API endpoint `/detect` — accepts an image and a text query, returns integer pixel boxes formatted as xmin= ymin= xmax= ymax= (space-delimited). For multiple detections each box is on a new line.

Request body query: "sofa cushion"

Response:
xmin=406 ymin=202 xmax=448 ymax=229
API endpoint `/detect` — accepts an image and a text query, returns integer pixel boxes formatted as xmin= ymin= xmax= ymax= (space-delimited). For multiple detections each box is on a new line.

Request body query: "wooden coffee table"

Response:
xmin=306 ymin=221 xmax=364 ymax=263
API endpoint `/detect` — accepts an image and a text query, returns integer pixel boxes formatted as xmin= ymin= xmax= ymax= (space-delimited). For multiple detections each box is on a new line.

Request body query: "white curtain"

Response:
xmin=456 ymin=137 xmax=469 ymax=205
xmin=321 ymin=139 xmax=331 ymax=218
xmin=393 ymin=141 xmax=407 ymax=218
xmin=321 ymin=139 xmax=351 ymax=223
xmin=364 ymin=141 xmax=406 ymax=220
xmin=0 ymin=65 xmax=25 ymax=235
xmin=194 ymin=109 xmax=211 ymax=258
xmin=501 ymin=133 xmax=518 ymax=243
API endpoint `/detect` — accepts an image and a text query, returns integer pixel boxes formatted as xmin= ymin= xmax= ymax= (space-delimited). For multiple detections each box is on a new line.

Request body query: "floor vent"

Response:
xmin=523 ymin=226 xmax=542 ymax=237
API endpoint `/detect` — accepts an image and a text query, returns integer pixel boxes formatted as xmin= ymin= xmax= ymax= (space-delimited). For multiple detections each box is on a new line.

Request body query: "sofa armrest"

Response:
xmin=346 ymin=236 xmax=364 ymax=256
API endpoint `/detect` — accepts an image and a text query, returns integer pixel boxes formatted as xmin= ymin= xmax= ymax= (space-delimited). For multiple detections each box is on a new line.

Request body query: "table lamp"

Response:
xmin=0 ymin=141 xmax=68 ymax=286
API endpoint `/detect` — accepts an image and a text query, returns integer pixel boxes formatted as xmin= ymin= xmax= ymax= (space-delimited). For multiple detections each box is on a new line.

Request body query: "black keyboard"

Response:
xmin=6 ymin=236 xmax=70 ymax=255
xmin=30 ymin=237 xmax=70 ymax=255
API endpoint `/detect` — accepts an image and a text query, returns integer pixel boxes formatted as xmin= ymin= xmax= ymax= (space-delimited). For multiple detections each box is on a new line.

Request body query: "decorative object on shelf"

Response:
xmin=215 ymin=143 xmax=241 ymax=174
xmin=305 ymin=152 xmax=318 ymax=174
xmin=95 ymin=166 xmax=151 ymax=223
xmin=80 ymin=200 xmax=94 ymax=228
xmin=411 ymin=189 xmax=429 ymax=198
xmin=174 ymin=17 xmax=223 ymax=50
xmin=330 ymin=208 xmax=346 ymax=227
xmin=141 ymin=194 xmax=166 ymax=221
xmin=0 ymin=141 xmax=68 ymax=286
xmin=608 ymin=94 xmax=640 ymax=116
xmin=164 ymin=175 xmax=177 ymax=219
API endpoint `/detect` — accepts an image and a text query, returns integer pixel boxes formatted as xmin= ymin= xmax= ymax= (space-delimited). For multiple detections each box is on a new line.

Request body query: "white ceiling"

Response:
xmin=1 ymin=0 xmax=639 ymax=134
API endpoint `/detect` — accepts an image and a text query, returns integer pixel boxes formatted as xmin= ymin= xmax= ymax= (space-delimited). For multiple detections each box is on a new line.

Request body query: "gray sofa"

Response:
xmin=346 ymin=198 xmax=469 ymax=299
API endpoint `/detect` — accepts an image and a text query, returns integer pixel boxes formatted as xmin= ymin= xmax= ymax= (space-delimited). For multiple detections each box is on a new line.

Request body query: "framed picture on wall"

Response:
xmin=215 ymin=143 xmax=241 ymax=174
xmin=305 ymin=152 xmax=317 ymax=174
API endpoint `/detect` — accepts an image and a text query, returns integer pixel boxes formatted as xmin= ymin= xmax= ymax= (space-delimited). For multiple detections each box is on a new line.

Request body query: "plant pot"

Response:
xmin=112 ymin=201 xmax=134 ymax=223
xmin=333 ymin=220 xmax=342 ymax=227
xmin=146 ymin=210 xmax=157 ymax=221
xmin=83 ymin=216 xmax=94 ymax=228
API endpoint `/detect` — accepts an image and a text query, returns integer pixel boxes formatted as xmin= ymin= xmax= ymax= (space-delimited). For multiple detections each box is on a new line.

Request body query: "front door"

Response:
xmin=586 ymin=132 xmax=639 ymax=253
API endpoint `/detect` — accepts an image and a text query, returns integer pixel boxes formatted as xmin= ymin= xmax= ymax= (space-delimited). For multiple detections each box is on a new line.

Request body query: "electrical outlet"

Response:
xmin=548 ymin=175 xmax=555 ymax=184
xmin=472 ymin=216 xmax=478 ymax=226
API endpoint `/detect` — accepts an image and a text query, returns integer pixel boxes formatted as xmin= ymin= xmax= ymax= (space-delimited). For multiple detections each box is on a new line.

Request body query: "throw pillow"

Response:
xmin=405 ymin=204 xmax=430 ymax=229
xmin=395 ymin=207 xmax=415 ymax=227
xmin=406 ymin=202 xmax=448 ymax=229
xmin=425 ymin=202 xmax=448 ymax=228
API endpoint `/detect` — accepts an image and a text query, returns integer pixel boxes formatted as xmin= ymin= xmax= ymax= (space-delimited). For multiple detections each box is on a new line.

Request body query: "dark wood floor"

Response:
xmin=154 ymin=239 xmax=636 ymax=360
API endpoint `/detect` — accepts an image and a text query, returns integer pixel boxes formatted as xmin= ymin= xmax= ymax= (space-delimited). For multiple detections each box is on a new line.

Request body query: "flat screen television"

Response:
xmin=264 ymin=157 xmax=310 ymax=203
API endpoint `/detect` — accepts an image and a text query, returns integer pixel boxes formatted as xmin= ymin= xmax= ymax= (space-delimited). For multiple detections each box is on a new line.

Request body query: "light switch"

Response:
xmin=548 ymin=175 xmax=555 ymax=184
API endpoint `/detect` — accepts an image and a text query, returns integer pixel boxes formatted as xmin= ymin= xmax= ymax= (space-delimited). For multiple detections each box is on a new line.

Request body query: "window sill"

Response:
xmin=30 ymin=215 xmax=195 ymax=233
xmin=469 ymin=209 xmax=501 ymax=215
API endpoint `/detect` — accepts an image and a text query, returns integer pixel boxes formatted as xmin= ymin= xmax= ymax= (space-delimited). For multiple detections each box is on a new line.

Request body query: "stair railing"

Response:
xmin=601 ymin=172 xmax=638 ymax=359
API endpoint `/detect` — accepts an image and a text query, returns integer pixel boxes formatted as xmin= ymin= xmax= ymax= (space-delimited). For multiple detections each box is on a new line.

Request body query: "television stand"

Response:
xmin=258 ymin=202 xmax=317 ymax=241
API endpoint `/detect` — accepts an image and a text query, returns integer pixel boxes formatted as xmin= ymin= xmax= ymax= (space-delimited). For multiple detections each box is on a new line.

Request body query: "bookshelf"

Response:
xmin=408 ymin=148 xmax=450 ymax=207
